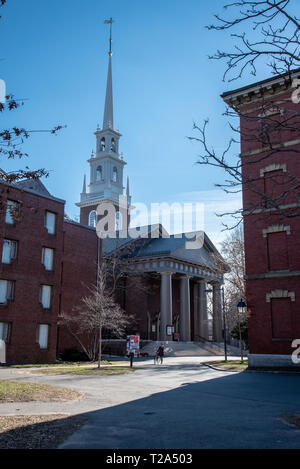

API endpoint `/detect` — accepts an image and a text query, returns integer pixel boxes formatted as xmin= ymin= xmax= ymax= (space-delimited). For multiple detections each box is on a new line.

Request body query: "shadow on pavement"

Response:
xmin=2 ymin=370 xmax=300 ymax=449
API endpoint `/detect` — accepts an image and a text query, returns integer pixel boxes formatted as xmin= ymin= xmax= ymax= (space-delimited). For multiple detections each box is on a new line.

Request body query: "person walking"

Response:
xmin=156 ymin=343 xmax=164 ymax=365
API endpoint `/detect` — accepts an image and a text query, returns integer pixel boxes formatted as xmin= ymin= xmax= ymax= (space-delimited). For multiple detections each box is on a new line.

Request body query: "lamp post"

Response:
xmin=237 ymin=298 xmax=247 ymax=364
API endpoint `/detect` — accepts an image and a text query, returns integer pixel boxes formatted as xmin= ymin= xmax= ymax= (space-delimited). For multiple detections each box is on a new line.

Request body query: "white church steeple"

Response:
xmin=77 ymin=18 xmax=131 ymax=228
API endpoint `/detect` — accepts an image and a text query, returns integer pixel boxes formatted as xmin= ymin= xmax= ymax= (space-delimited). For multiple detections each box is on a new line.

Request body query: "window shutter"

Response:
xmin=11 ymin=241 xmax=17 ymax=260
xmin=7 ymin=281 xmax=14 ymax=300
xmin=267 ymin=231 xmax=289 ymax=270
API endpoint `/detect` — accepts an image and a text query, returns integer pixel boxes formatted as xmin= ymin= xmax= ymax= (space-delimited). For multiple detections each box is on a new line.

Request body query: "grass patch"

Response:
xmin=29 ymin=366 xmax=135 ymax=376
xmin=0 ymin=414 xmax=87 ymax=449
xmin=0 ymin=381 xmax=83 ymax=402
xmin=8 ymin=360 xmax=125 ymax=368
xmin=207 ymin=360 xmax=248 ymax=371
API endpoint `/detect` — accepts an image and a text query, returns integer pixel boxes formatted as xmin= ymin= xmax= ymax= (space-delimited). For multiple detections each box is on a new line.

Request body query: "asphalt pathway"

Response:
xmin=1 ymin=357 xmax=300 ymax=449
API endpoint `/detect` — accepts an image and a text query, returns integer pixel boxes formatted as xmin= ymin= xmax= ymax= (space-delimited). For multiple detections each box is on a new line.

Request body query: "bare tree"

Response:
xmin=220 ymin=226 xmax=247 ymax=345
xmin=221 ymin=225 xmax=245 ymax=304
xmin=207 ymin=0 xmax=300 ymax=81
xmin=189 ymin=0 xmax=300 ymax=230
xmin=59 ymin=269 xmax=132 ymax=368
xmin=59 ymin=233 xmax=156 ymax=364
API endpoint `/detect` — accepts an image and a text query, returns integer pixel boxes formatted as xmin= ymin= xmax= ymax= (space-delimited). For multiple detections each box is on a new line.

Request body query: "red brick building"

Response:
xmin=0 ymin=179 xmax=65 ymax=363
xmin=222 ymin=69 xmax=300 ymax=367
xmin=0 ymin=178 xmax=99 ymax=363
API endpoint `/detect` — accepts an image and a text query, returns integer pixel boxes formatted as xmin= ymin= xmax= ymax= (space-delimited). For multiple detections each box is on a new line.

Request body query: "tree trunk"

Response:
xmin=98 ymin=326 xmax=102 ymax=369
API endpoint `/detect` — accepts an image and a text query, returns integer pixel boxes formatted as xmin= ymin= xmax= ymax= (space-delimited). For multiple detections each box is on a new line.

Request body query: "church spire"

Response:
xmin=103 ymin=18 xmax=114 ymax=130
xmin=82 ymin=174 xmax=86 ymax=194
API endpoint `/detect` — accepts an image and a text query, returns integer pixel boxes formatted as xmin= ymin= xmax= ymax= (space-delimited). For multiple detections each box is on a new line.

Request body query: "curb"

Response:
xmin=201 ymin=362 xmax=246 ymax=373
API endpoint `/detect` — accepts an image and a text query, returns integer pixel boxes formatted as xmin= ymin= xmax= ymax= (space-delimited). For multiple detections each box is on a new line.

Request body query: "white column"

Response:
xmin=160 ymin=273 xmax=173 ymax=341
xmin=213 ymin=283 xmax=223 ymax=342
xmin=179 ymin=276 xmax=191 ymax=341
xmin=196 ymin=280 xmax=209 ymax=341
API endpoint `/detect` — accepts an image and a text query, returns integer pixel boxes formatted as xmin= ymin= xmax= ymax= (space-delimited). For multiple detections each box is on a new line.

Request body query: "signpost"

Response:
xmin=126 ymin=335 xmax=140 ymax=367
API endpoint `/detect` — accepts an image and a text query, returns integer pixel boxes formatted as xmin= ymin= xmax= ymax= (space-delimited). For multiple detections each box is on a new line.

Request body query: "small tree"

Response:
xmin=59 ymin=269 xmax=131 ymax=368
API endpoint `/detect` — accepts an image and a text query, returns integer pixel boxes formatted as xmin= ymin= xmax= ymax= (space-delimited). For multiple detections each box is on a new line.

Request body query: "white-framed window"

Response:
xmin=112 ymin=167 xmax=117 ymax=183
xmin=2 ymin=239 xmax=18 ymax=264
xmin=42 ymin=248 xmax=54 ymax=271
xmin=96 ymin=165 xmax=103 ymax=181
xmin=0 ymin=280 xmax=14 ymax=304
xmin=39 ymin=285 xmax=52 ymax=309
xmin=45 ymin=211 xmax=56 ymax=234
xmin=0 ymin=322 xmax=11 ymax=343
xmin=100 ymin=137 xmax=105 ymax=151
xmin=5 ymin=200 xmax=20 ymax=225
xmin=88 ymin=210 xmax=97 ymax=228
xmin=37 ymin=324 xmax=49 ymax=349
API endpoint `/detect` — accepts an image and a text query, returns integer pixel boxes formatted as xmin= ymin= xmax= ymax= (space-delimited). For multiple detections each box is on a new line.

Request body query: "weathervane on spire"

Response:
xmin=104 ymin=17 xmax=114 ymax=56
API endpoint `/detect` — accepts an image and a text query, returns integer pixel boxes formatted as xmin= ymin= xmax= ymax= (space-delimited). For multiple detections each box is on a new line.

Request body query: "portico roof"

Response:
xmin=102 ymin=224 xmax=228 ymax=279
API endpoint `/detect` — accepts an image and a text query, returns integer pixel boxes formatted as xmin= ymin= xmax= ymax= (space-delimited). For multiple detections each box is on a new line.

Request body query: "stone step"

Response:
xmin=140 ymin=340 xmax=243 ymax=357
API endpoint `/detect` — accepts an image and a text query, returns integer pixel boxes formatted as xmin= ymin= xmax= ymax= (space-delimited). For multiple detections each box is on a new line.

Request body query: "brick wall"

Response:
xmin=227 ymin=77 xmax=300 ymax=357
xmin=0 ymin=183 xmax=64 ymax=363
xmin=57 ymin=220 xmax=98 ymax=356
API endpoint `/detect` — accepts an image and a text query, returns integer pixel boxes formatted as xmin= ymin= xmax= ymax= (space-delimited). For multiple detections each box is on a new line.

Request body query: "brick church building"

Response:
xmin=223 ymin=68 xmax=300 ymax=367
xmin=0 ymin=29 xmax=226 ymax=364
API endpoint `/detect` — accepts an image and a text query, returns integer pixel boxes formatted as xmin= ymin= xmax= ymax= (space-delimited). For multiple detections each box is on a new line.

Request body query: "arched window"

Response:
xmin=88 ymin=210 xmax=97 ymax=228
xmin=111 ymin=138 xmax=116 ymax=153
xmin=115 ymin=211 xmax=122 ymax=231
xmin=96 ymin=166 xmax=102 ymax=181
xmin=100 ymin=138 xmax=105 ymax=151
xmin=112 ymin=167 xmax=117 ymax=183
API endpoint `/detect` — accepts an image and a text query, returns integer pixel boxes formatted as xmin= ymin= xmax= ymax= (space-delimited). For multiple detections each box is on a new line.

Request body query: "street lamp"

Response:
xmin=237 ymin=299 xmax=247 ymax=314
xmin=237 ymin=298 xmax=247 ymax=363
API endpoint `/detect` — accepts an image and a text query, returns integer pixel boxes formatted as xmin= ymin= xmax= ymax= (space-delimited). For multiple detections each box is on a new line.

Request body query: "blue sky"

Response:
xmin=0 ymin=0 xmax=275 ymax=246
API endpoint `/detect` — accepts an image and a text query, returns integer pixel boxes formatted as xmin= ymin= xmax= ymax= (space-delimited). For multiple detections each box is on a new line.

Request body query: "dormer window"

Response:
xmin=100 ymin=138 xmax=105 ymax=151
xmin=96 ymin=166 xmax=103 ymax=181
xmin=112 ymin=167 xmax=117 ymax=183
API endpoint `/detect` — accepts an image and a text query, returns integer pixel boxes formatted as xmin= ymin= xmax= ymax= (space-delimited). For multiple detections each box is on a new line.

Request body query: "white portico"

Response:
xmin=104 ymin=228 xmax=227 ymax=343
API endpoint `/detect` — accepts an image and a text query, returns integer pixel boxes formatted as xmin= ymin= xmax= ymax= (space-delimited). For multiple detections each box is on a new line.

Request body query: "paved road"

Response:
xmin=1 ymin=357 xmax=300 ymax=449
